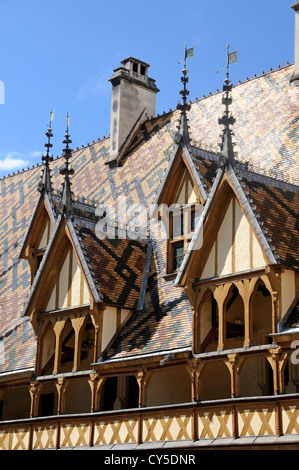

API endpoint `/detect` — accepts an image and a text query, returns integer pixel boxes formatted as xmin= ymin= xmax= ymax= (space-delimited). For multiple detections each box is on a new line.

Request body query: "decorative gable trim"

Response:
xmin=151 ymin=140 xmax=207 ymax=214
xmin=21 ymin=214 xmax=102 ymax=318
xmin=18 ymin=192 xmax=56 ymax=260
xmin=174 ymin=164 xmax=278 ymax=286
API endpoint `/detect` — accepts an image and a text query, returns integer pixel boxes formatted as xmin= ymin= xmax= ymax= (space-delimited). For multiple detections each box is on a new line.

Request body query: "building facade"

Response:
xmin=0 ymin=5 xmax=298 ymax=451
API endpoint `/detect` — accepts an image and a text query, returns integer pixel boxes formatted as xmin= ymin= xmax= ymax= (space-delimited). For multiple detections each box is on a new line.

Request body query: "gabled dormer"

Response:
xmin=18 ymin=193 xmax=56 ymax=281
xmin=18 ymin=120 xmax=56 ymax=281
xmin=19 ymin=119 xmax=150 ymax=379
xmin=150 ymin=67 xmax=208 ymax=278
xmin=175 ymin=164 xmax=299 ymax=353
xmin=153 ymin=143 xmax=207 ymax=276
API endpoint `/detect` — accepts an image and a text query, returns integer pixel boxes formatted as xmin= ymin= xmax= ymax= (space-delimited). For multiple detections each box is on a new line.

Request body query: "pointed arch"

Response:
xmin=224 ymin=283 xmax=245 ymax=349
xmin=78 ymin=314 xmax=96 ymax=371
xmin=59 ymin=317 xmax=75 ymax=373
xmin=197 ymin=287 xmax=218 ymax=353
xmin=250 ymin=278 xmax=272 ymax=346
xmin=39 ymin=319 xmax=56 ymax=376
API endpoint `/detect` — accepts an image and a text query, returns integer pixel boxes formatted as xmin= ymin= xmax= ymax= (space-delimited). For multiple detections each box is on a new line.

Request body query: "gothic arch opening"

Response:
xmin=200 ymin=360 xmax=231 ymax=401
xmin=147 ymin=366 xmax=191 ymax=406
xmin=60 ymin=318 xmax=75 ymax=373
xmin=78 ymin=315 xmax=95 ymax=371
xmin=239 ymin=356 xmax=273 ymax=397
xmin=39 ymin=382 xmax=58 ymax=417
xmin=283 ymin=355 xmax=299 ymax=394
xmin=251 ymin=279 xmax=272 ymax=346
xmin=1 ymin=387 xmax=31 ymax=420
xmin=225 ymin=284 xmax=245 ymax=349
xmin=40 ymin=320 xmax=55 ymax=375
xmin=64 ymin=379 xmax=91 ymax=414
xmin=100 ymin=375 xmax=139 ymax=411
xmin=199 ymin=289 xmax=218 ymax=353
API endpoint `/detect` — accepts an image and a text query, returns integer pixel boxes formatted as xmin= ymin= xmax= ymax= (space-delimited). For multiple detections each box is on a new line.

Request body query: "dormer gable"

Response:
xmin=18 ymin=192 xmax=56 ymax=281
xmin=151 ymin=143 xmax=207 ymax=276
xmin=175 ymin=166 xmax=279 ymax=287
xmin=21 ymin=214 xmax=101 ymax=319
xmin=154 ymin=144 xmax=207 ymax=208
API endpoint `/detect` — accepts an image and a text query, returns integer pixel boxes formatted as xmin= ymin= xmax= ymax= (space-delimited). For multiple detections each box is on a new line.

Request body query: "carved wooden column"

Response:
xmin=235 ymin=278 xmax=256 ymax=347
xmin=213 ymin=284 xmax=232 ymax=351
xmin=53 ymin=319 xmax=66 ymax=374
xmin=29 ymin=381 xmax=42 ymax=417
xmin=55 ymin=377 xmax=67 ymax=415
xmin=71 ymin=315 xmax=86 ymax=372
xmin=88 ymin=373 xmax=99 ymax=412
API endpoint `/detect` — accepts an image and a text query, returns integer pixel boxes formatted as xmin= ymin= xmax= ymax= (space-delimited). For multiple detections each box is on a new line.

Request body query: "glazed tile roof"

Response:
xmin=101 ymin=251 xmax=193 ymax=361
xmin=0 ymin=63 xmax=298 ymax=373
xmin=76 ymin=225 xmax=148 ymax=310
xmin=238 ymin=170 xmax=299 ymax=269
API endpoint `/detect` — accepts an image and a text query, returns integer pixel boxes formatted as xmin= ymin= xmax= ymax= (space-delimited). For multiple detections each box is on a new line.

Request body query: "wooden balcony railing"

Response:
xmin=1 ymin=394 xmax=299 ymax=450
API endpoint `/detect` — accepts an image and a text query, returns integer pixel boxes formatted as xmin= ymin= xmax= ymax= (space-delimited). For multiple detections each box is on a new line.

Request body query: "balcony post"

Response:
xmin=56 ymin=377 xmax=66 ymax=414
xmin=29 ymin=381 xmax=42 ymax=417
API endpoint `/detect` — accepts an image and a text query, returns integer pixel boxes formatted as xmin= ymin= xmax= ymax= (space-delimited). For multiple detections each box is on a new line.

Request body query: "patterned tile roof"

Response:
xmin=0 ymin=63 xmax=298 ymax=372
xmin=101 ymin=252 xmax=193 ymax=361
xmin=189 ymin=65 xmax=299 ymax=185
xmin=77 ymin=225 xmax=148 ymax=310
xmin=238 ymin=170 xmax=299 ymax=269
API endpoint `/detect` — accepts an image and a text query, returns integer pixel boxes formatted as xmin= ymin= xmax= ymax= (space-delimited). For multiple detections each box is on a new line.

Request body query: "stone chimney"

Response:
xmin=290 ymin=0 xmax=299 ymax=85
xmin=107 ymin=57 xmax=159 ymax=163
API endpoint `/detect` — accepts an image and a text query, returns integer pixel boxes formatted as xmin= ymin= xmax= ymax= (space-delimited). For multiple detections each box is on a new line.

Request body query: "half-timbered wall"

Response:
xmin=201 ymin=196 xmax=266 ymax=280
xmin=45 ymin=245 xmax=90 ymax=311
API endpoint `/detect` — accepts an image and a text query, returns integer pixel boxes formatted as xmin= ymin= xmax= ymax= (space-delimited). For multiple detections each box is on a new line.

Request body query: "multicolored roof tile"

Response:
xmin=0 ymin=63 xmax=298 ymax=373
xmin=77 ymin=225 xmax=148 ymax=310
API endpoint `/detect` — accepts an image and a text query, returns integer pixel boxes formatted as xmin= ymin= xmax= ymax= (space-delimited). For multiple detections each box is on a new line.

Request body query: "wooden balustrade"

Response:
xmin=1 ymin=394 xmax=299 ymax=450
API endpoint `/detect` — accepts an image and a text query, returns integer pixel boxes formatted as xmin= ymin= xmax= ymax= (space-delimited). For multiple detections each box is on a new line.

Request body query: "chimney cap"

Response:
xmin=121 ymin=57 xmax=151 ymax=68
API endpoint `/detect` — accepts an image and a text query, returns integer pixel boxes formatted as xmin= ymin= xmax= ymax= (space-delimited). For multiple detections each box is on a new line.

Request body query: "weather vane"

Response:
xmin=217 ymin=43 xmax=238 ymax=80
xmin=178 ymin=43 xmax=196 ymax=69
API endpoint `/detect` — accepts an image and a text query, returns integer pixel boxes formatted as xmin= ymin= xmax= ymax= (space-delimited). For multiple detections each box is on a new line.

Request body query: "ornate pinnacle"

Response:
xmin=57 ymin=113 xmax=74 ymax=217
xmin=38 ymin=111 xmax=54 ymax=194
xmin=218 ymin=45 xmax=238 ymax=167
xmin=175 ymin=67 xmax=191 ymax=144
xmin=218 ymin=78 xmax=236 ymax=166
xmin=175 ymin=44 xmax=195 ymax=145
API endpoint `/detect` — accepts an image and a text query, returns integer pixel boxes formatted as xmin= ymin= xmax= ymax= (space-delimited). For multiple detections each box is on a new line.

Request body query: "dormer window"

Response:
xmin=33 ymin=248 xmax=46 ymax=277
xmin=167 ymin=203 xmax=200 ymax=274
xmin=172 ymin=241 xmax=184 ymax=272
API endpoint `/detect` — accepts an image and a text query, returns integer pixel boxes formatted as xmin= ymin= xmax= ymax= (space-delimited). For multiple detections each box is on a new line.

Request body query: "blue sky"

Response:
xmin=0 ymin=0 xmax=296 ymax=177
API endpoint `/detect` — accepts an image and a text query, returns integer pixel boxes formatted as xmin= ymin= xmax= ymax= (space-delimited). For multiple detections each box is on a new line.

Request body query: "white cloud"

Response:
xmin=0 ymin=150 xmax=40 ymax=171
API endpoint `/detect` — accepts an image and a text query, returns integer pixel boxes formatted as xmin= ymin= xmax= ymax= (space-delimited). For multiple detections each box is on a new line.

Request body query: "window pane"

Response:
xmin=173 ymin=242 xmax=184 ymax=271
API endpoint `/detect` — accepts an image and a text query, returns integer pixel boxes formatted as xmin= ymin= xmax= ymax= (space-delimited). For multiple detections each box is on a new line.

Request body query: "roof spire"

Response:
xmin=57 ymin=112 xmax=74 ymax=217
xmin=175 ymin=43 xmax=195 ymax=144
xmin=218 ymin=44 xmax=238 ymax=167
xmin=38 ymin=110 xmax=54 ymax=194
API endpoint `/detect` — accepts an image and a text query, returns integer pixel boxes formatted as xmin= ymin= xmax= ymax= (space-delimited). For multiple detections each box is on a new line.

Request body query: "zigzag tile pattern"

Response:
xmin=77 ymin=225 xmax=148 ymax=309
xmin=240 ymin=172 xmax=299 ymax=269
